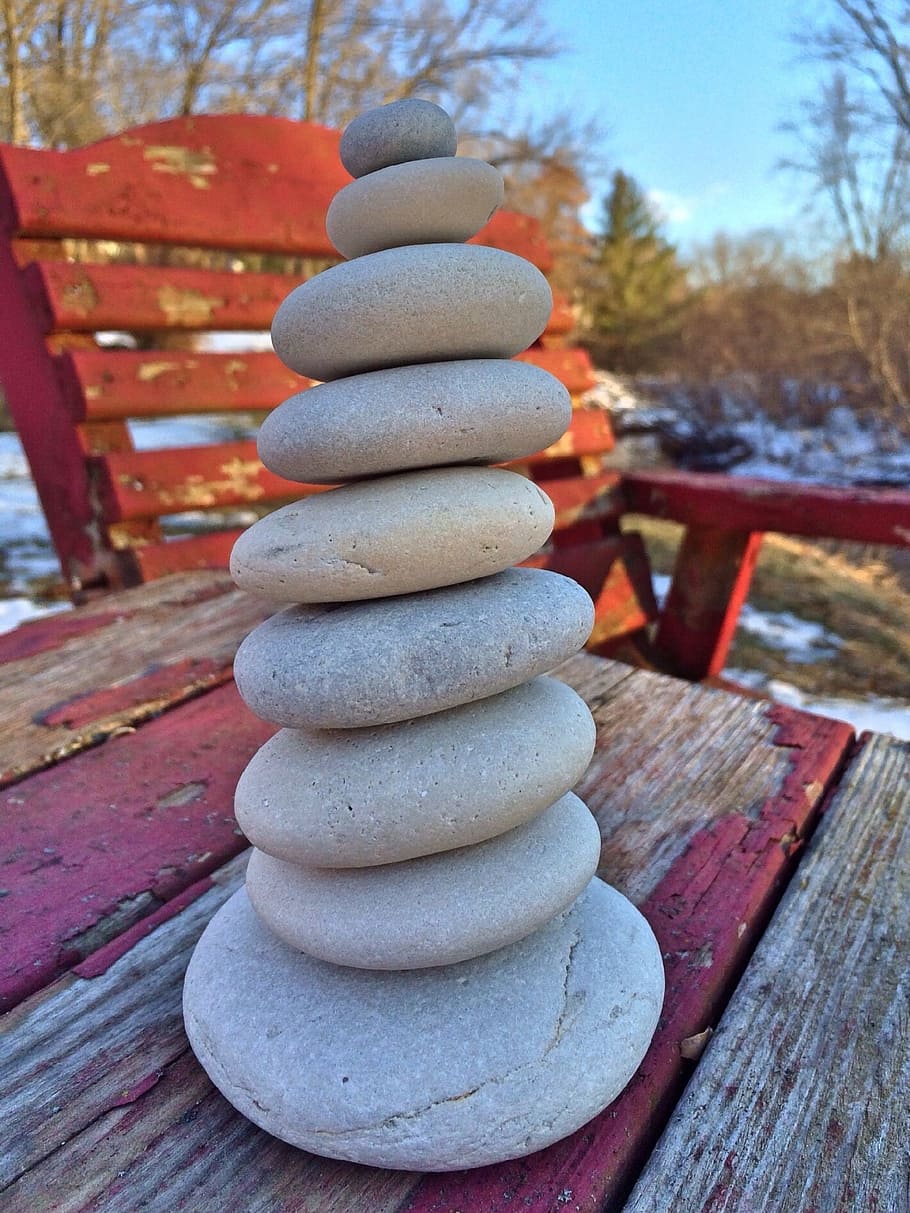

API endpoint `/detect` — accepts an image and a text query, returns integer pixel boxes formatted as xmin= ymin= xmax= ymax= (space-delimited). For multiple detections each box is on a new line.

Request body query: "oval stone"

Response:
xmin=245 ymin=792 xmax=601 ymax=969
xmin=233 ymin=567 xmax=595 ymax=728
xmin=183 ymin=879 xmax=665 ymax=1170
xmin=230 ymin=467 xmax=554 ymax=603
xmin=339 ymin=99 xmax=457 ymax=179
xmin=258 ymin=359 xmax=571 ymax=484
xmin=235 ymin=677 xmax=595 ymax=867
xmin=271 ymin=244 xmax=553 ymax=381
xmin=327 ymin=158 xmax=503 ymax=259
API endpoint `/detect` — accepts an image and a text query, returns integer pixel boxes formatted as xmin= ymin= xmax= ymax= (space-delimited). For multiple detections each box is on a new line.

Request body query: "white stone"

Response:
xmin=234 ymin=676 xmax=595 ymax=867
xmin=257 ymin=359 xmax=571 ymax=484
xmin=230 ymin=467 xmax=553 ymax=603
xmin=326 ymin=158 xmax=503 ymax=259
xmin=245 ymin=792 xmax=601 ymax=969
xmin=339 ymin=99 xmax=457 ymax=179
xmin=271 ymin=244 xmax=552 ymax=381
xmin=232 ymin=567 xmax=595 ymax=729
xmin=183 ymin=878 xmax=665 ymax=1170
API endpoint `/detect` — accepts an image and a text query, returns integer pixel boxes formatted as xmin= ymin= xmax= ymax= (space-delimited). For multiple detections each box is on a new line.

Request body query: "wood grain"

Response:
xmin=0 ymin=572 xmax=268 ymax=785
xmin=622 ymin=733 xmax=910 ymax=1213
xmin=0 ymin=652 xmax=855 ymax=1212
xmin=0 ymin=681 xmax=275 ymax=1011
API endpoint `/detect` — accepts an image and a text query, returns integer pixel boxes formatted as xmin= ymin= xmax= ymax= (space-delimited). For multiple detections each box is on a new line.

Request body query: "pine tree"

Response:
xmin=585 ymin=170 xmax=690 ymax=372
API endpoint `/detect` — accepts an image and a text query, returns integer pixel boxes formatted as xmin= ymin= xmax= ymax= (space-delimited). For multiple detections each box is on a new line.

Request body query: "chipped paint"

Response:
xmin=224 ymin=358 xmax=247 ymax=390
xmin=143 ymin=144 xmax=217 ymax=190
xmin=84 ymin=386 xmax=102 ymax=400
xmin=150 ymin=458 xmax=266 ymax=510
xmin=156 ymin=285 xmax=224 ymax=326
xmin=86 ymin=163 xmax=111 ymax=176
xmin=542 ymin=430 xmax=577 ymax=458
xmin=137 ymin=360 xmax=181 ymax=382
xmin=60 ymin=275 xmax=99 ymax=317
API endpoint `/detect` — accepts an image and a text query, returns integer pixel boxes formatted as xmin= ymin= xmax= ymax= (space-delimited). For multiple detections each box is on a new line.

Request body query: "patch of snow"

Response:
xmin=725 ymin=669 xmax=910 ymax=741
xmin=129 ymin=415 xmax=259 ymax=450
xmin=651 ymin=574 xmax=842 ymax=660
xmin=651 ymin=573 xmax=671 ymax=606
xmin=736 ymin=604 xmax=841 ymax=662
xmin=202 ymin=331 xmax=275 ymax=353
xmin=0 ymin=597 xmax=68 ymax=636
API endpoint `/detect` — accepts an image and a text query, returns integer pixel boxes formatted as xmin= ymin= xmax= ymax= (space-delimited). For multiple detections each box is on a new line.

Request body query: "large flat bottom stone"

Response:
xmin=183 ymin=879 xmax=664 ymax=1171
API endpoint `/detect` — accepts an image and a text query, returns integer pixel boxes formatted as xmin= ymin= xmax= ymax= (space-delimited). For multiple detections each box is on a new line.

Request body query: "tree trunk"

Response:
xmin=302 ymin=0 xmax=325 ymax=122
xmin=2 ymin=0 xmax=29 ymax=144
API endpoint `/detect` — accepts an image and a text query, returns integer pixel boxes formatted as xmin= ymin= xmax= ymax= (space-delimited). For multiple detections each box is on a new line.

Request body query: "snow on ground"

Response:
xmin=589 ymin=372 xmax=910 ymax=487
xmin=726 ymin=669 xmax=910 ymax=741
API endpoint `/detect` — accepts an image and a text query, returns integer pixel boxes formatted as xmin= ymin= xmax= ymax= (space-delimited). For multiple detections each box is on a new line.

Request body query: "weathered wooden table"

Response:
xmin=1 ymin=572 xmax=906 ymax=1212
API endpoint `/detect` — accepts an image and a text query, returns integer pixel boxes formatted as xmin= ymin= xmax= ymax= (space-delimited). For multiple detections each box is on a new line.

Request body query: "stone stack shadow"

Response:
xmin=183 ymin=99 xmax=664 ymax=1172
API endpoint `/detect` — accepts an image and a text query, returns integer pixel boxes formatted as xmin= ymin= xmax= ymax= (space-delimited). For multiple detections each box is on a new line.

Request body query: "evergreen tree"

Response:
xmin=585 ymin=170 xmax=690 ymax=372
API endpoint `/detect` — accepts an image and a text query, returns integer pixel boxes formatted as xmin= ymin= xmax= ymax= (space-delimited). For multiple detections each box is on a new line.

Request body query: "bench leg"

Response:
xmin=654 ymin=527 xmax=763 ymax=680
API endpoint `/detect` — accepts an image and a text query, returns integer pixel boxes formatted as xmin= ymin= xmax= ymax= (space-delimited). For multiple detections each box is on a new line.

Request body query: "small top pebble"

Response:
xmin=340 ymin=99 xmax=457 ymax=179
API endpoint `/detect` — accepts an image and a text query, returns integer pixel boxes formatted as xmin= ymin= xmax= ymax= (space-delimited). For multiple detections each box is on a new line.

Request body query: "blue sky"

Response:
xmin=528 ymin=0 xmax=828 ymax=247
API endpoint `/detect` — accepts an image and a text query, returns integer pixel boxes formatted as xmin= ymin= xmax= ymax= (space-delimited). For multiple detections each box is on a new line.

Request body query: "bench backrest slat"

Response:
xmin=58 ymin=350 xmax=310 ymax=420
xmin=0 ymin=114 xmax=650 ymax=650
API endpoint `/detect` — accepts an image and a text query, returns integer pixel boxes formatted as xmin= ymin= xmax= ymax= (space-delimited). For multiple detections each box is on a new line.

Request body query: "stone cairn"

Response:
xmin=184 ymin=99 xmax=664 ymax=1172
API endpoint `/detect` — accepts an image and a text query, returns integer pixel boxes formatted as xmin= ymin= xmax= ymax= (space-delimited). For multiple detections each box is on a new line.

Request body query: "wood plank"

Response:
xmin=0 ymin=242 xmax=102 ymax=587
xmin=95 ymin=440 xmax=317 ymax=520
xmin=524 ymin=533 xmax=658 ymax=646
xmin=655 ymin=528 xmax=764 ymax=680
xmin=2 ymin=114 xmax=550 ymax=269
xmin=516 ymin=346 xmax=597 ymax=396
xmin=24 ymin=260 xmax=303 ymax=333
xmin=126 ymin=530 xmax=245 ymax=582
xmin=0 ymin=856 xmax=421 ymax=1213
xmin=60 ymin=345 xmax=594 ymax=424
xmin=0 ymin=682 xmax=275 ymax=1013
xmin=524 ymin=406 xmax=613 ymax=462
xmin=405 ymin=690 xmax=853 ymax=1213
xmin=623 ymin=732 xmax=910 ymax=1212
xmin=540 ymin=470 xmax=625 ymax=529
xmin=0 ymin=655 xmax=852 ymax=1210
xmin=58 ymin=349 xmax=311 ymax=421
xmin=622 ymin=468 xmax=910 ymax=547
xmin=0 ymin=571 xmax=267 ymax=785
xmin=97 ymin=416 xmax=612 ymax=528
xmin=469 ymin=208 xmax=553 ymax=271
xmin=29 ymin=256 xmax=573 ymax=341
xmin=0 ymin=116 xmax=346 ymax=255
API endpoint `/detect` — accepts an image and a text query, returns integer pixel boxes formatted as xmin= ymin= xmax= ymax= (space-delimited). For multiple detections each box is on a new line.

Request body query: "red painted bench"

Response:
xmin=1 ymin=114 xmax=908 ymax=679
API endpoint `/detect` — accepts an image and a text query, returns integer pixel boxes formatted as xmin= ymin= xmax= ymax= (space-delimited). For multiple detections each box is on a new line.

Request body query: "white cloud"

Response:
xmin=647 ymin=182 xmax=731 ymax=228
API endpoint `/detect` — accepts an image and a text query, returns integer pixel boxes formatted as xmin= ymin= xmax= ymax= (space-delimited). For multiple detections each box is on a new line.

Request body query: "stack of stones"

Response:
xmin=183 ymin=99 xmax=664 ymax=1172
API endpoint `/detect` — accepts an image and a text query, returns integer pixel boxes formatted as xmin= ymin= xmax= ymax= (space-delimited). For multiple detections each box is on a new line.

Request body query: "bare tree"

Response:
xmin=806 ymin=0 xmax=910 ymax=133
xmin=1 ymin=0 xmax=41 ymax=141
xmin=786 ymin=1 xmax=910 ymax=421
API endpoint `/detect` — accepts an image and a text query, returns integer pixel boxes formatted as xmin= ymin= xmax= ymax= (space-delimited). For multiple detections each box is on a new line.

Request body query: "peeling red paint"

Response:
xmin=74 ymin=874 xmax=216 ymax=980
xmin=403 ymin=702 xmax=851 ymax=1213
xmin=0 ymin=681 xmax=274 ymax=1012
xmin=35 ymin=657 xmax=227 ymax=727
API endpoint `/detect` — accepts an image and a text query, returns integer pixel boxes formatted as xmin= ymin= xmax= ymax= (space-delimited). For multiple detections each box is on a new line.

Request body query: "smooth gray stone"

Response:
xmin=233 ymin=567 xmax=595 ymax=728
xmin=339 ymin=99 xmax=457 ymax=178
xmin=258 ymin=359 xmax=571 ymax=484
xmin=327 ymin=158 xmax=503 ymax=259
xmin=230 ymin=467 xmax=554 ymax=603
xmin=271 ymin=244 xmax=552 ymax=381
xmin=234 ymin=676 xmax=596 ymax=867
xmin=245 ymin=792 xmax=601 ymax=968
xmin=183 ymin=878 xmax=665 ymax=1170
